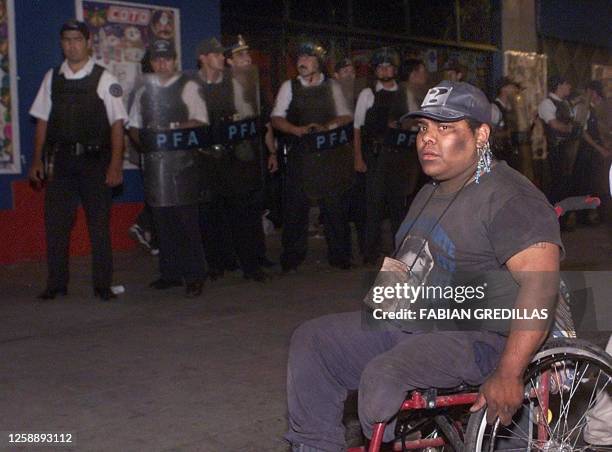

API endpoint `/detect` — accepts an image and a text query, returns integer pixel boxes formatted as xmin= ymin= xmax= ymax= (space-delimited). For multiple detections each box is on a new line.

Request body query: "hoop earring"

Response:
xmin=475 ymin=141 xmax=492 ymax=184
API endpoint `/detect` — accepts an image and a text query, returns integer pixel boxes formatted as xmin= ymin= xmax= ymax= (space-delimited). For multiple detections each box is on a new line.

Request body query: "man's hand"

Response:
xmin=292 ymin=125 xmax=313 ymax=137
xmin=105 ymin=162 xmax=123 ymax=187
xmin=29 ymin=160 xmax=45 ymax=184
xmin=354 ymin=156 xmax=367 ymax=173
xmin=268 ymin=154 xmax=279 ymax=173
xmin=470 ymin=369 xmax=525 ymax=425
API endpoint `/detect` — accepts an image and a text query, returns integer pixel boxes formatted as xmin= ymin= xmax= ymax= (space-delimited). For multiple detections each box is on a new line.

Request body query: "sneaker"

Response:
xmin=129 ymin=224 xmax=152 ymax=251
xmin=150 ymin=248 xmax=160 ymax=256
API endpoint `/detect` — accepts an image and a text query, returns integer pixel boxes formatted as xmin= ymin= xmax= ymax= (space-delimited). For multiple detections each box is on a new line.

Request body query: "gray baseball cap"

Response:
xmin=197 ymin=37 xmax=225 ymax=55
xmin=404 ymin=80 xmax=492 ymax=124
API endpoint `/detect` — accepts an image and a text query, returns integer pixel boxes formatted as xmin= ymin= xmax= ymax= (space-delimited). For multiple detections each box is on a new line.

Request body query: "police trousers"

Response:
xmin=199 ymin=191 xmax=262 ymax=275
xmin=152 ymin=203 xmax=205 ymax=284
xmin=44 ymin=152 xmax=113 ymax=290
xmin=281 ymin=176 xmax=351 ymax=269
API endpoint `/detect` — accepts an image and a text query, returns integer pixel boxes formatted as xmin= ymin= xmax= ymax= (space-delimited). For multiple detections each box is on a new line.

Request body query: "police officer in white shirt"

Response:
xmin=271 ymin=41 xmax=353 ymax=271
xmin=353 ymin=50 xmax=420 ymax=265
xmin=28 ymin=20 xmax=127 ymax=301
xmin=128 ymin=40 xmax=209 ymax=298
xmin=537 ymin=75 xmax=577 ymax=205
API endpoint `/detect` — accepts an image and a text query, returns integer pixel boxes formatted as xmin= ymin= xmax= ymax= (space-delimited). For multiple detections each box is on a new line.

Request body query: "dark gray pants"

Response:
xmin=152 ymin=203 xmax=205 ymax=284
xmin=286 ymin=311 xmax=507 ymax=452
xmin=281 ymin=181 xmax=351 ymax=269
xmin=44 ymin=153 xmax=113 ymax=290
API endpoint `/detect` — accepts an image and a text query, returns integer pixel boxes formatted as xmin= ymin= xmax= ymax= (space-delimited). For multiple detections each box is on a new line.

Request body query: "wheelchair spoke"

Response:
xmin=550 ymin=361 xmax=567 ymax=439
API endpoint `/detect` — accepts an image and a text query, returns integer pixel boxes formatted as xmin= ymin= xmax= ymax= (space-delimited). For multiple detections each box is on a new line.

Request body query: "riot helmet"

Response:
xmin=370 ymin=47 xmax=400 ymax=69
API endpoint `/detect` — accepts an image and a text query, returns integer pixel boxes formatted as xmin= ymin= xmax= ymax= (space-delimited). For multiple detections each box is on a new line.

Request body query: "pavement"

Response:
xmin=1 ymin=221 xmax=610 ymax=452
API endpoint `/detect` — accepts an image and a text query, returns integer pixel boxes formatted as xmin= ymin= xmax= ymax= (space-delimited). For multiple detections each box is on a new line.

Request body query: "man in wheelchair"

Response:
xmin=286 ymin=81 xmax=564 ymax=452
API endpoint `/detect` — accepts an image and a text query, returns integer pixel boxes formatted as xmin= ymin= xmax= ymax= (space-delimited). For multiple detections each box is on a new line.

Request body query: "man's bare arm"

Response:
xmin=271 ymin=116 xmax=311 ymax=137
xmin=548 ymin=118 xmax=572 ymax=134
xmin=105 ymin=120 xmax=125 ymax=187
xmin=353 ymin=128 xmax=367 ymax=173
xmin=584 ymin=130 xmax=611 ymax=158
xmin=28 ymin=119 xmax=48 ymax=183
xmin=470 ymin=242 xmax=560 ymax=425
xmin=324 ymin=115 xmax=352 ymax=130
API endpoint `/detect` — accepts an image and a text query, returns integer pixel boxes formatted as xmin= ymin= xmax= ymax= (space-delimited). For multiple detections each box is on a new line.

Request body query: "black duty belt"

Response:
xmin=52 ymin=142 xmax=104 ymax=156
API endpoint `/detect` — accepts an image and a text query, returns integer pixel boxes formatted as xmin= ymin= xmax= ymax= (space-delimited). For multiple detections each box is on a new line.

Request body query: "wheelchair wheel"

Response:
xmin=464 ymin=338 xmax=612 ymax=451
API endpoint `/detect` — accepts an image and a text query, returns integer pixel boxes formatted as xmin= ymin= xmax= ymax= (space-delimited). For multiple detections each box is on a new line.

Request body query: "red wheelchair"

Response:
xmin=348 ymin=196 xmax=612 ymax=452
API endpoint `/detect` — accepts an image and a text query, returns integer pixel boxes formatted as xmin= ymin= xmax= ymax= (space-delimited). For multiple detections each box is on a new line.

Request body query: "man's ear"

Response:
xmin=476 ymin=123 xmax=491 ymax=147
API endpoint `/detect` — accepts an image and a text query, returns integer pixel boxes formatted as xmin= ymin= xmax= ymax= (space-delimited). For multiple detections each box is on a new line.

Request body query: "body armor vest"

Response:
xmin=585 ymin=109 xmax=601 ymax=144
xmin=46 ymin=64 xmax=110 ymax=148
xmin=199 ymin=70 xmax=262 ymax=196
xmin=363 ymin=85 xmax=408 ymax=140
xmin=200 ymin=71 xmax=236 ymax=125
xmin=362 ymin=83 xmax=415 ymax=196
xmin=286 ymin=78 xmax=336 ymax=126
xmin=544 ymin=96 xmax=573 ymax=147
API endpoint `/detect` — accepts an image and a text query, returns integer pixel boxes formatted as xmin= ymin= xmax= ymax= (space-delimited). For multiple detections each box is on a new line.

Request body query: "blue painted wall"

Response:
xmin=0 ymin=0 xmax=219 ymax=210
xmin=537 ymin=0 xmax=611 ymax=48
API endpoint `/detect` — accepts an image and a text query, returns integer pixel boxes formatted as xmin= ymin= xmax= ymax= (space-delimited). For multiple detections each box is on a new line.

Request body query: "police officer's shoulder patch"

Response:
xmin=109 ymin=83 xmax=123 ymax=98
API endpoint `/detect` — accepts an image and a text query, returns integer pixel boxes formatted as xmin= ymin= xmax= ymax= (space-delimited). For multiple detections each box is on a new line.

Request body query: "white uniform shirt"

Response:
xmin=128 ymin=74 xmax=209 ymax=128
xmin=353 ymin=81 xmax=417 ymax=129
xmin=491 ymin=97 xmax=510 ymax=128
xmin=538 ymin=93 xmax=574 ymax=124
xmin=271 ymin=73 xmax=351 ymax=119
xmin=29 ymin=58 xmax=128 ymax=125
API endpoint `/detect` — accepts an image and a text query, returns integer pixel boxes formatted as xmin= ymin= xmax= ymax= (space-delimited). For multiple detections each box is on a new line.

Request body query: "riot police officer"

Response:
xmin=28 ymin=20 xmax=127 ymax=301
xmin=333 ymin=56 xmax=367 ymax=259
xmin=225 ymin=35 xmax=276 ymax=269
xmin=538 ymin=76 xmax=578 ymax=205
xmin=128 ymin=40 xmax=208 ymax=297
xmin=491 ymin=77 xmax=521 ymax=170
xmin=271 ymin=41 xmax=354 ymax=272
xmin=353 ymin=48 xmax=417 ymax=265
xmin=197 ymin=37 xmax=268 ymax=281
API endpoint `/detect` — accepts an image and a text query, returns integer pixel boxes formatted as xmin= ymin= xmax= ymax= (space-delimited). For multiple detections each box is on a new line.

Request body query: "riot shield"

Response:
xmin=135 ymin=72 xmax=211 ymax=207
xmin=199 ymin=65 xmax=264 ymax=196
xmin=285 ymin=78 xmax=354 ymax=200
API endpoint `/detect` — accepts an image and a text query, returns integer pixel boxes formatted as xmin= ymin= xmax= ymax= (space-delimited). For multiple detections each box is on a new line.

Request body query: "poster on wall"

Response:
xmin=76 ymin=0 xmax=181 ymax=167
xmin=0 ymin=0 xmax=21 ymax=174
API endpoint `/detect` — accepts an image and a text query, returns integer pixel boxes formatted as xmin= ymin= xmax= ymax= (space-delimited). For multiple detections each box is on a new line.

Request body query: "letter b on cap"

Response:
xmin=422 ymin=87 xmax=453 ymax=107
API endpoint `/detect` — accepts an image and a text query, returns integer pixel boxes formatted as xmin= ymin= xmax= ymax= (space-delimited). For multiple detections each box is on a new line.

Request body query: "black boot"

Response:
xmin=37 ymin=287 xmax=68 ymax=300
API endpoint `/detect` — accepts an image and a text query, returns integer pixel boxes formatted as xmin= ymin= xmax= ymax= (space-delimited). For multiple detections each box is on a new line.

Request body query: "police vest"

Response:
xmin=286 ymin=78 xmax=336 ymax=126
xmin=200 ymin=71 xmax=237 ymax=125
xmin=544 ymin=96 xmax=572 ymax=146
xmin=584 ymin=109 xmax=602 ymax=146
xmin=140 ymin=75 xmax=189 ymax=130
xmin=363 ymin=85 xmax=408 ymax=139
xmin=46 ymin=64 xmax=110 ymax=148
